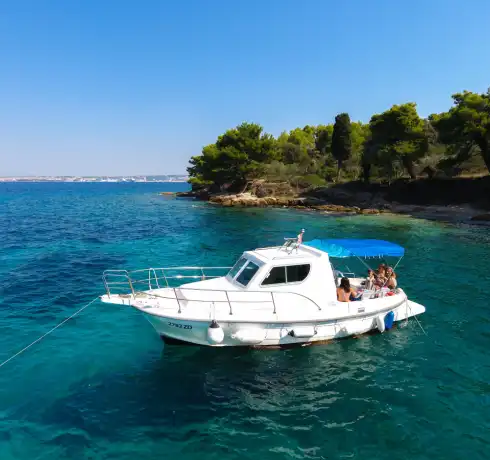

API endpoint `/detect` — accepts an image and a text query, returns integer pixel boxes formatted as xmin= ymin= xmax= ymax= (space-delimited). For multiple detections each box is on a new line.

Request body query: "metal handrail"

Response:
xmin=131 ymin=288 xmax=321 ymax=315
xmin=103 ymin=275 xmax=224 ymax=281
xmin=103 ymin=267 xmax=231 ymax=278
xmin=102 ymin=266 xmax=323 ymax=315
xmin=178 ymin=285 xmax=322 ymax=311
xmin=103 ymin=266 xmax=232 ymax=297
xmin=123 ymin=266 xmax=232 ymax=272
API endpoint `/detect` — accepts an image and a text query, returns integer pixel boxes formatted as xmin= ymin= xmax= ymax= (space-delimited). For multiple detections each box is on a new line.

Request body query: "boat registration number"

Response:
xmin=168 ymin=322 xmax=192 ymax=330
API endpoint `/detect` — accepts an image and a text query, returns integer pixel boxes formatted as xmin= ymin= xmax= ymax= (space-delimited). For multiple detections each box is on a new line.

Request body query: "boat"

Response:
xmin=100 ymin=237 xmax=426 ymax=347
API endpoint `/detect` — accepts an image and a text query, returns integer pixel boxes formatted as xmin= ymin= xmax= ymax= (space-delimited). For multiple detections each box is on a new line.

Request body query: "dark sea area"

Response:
xmin=0 ymin=182 xmax=489 ymax=460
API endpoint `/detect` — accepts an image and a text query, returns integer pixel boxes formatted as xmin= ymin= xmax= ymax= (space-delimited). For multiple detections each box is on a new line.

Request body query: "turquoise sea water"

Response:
xmin=1 ymin=182 xmax=490 ymax=460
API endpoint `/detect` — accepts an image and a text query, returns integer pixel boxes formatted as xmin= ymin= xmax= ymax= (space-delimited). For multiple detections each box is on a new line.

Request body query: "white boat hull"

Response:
xmin=141 ymin=299 xmax=426 ymax=347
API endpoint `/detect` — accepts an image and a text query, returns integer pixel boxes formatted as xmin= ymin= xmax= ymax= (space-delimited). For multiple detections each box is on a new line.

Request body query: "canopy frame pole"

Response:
xmin=354 ymin=254 xmax=403 ymax=275
xmin=355 ymin=255 xmax=374 ymax=272
xmin=378 ymin=255 xmax=404 ymax=289
xmin=332 ymin=255 xmax=373 ymax=277
xmin=392 ymin=256 xmax=404 ymax=271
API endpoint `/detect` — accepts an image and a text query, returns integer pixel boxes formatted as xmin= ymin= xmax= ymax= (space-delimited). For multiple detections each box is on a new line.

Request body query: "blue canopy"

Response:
xmin=304 ymin=238 xmax=404 ymax=258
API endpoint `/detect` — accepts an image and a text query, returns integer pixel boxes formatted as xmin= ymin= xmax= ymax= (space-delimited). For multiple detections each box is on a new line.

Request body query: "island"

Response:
xmin=176 ymin=89 xmax=490 ymax=224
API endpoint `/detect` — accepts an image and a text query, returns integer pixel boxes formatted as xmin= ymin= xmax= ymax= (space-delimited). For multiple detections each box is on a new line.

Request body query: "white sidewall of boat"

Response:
xmin=141 ymin=300 xmax=423 ymax=346
xmin=231 ymin=328 xmax=266 ymax=344
xmin=291 ymin=325 xmax=317 ymax=338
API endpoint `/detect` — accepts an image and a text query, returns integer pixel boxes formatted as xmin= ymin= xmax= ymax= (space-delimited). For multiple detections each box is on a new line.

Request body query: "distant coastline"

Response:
xmin=0 ymin=175 xmax=188 ymax=183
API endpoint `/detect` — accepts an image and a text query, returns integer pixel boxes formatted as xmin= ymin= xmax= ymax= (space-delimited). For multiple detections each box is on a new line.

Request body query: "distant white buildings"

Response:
xmin=0 ymin=175 xmax=188 ymax=183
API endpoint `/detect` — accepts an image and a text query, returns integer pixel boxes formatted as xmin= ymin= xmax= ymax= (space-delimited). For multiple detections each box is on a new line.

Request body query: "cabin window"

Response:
xmin=261 ymin=264 xmax=310 ymax=285
xmin=228 ymin=257 xmax=247 ymax=279
xmin=262 ymin=266 xmax=286 ymax=285
xmin=236 ymin=261 xmax=260 ymax=286
xmin=286 ymin=264 xmax=310 ymax=283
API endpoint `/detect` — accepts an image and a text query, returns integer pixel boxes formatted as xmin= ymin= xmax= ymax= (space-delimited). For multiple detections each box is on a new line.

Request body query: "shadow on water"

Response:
xmin=38 ymin=332 xmax=425 ymax=441
xmin=42 ymin=346 xmax=319 ymax=426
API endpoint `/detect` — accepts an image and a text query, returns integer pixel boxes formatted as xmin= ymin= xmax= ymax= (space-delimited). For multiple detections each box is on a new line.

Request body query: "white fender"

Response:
xmin=290 ymin=326 xmax=317 ymax=338
xmin=207 ymin=321 xmax=224 ymax=344
xmin=231 ymin=328 xmax=266 ymax=344
xmin=376 ymin=315 xmax=385 ymax=333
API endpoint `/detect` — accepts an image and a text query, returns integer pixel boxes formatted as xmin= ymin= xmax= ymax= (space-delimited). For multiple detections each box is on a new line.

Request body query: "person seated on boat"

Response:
xmin=385 ymin=267 xmax=397 ymax=289
xmin=374 ymin=265 xmax=387 ymax=287
xmin=337 ymin=277 xmax=359 ymax=302
xmin=365 ymin=269 xmax=376 ymax=290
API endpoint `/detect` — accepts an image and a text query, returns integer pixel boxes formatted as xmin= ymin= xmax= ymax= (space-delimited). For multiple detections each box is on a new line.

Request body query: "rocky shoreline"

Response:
xmin=208 ymin=193 xmax=382 ymax=214
xmin=163 ymin=188 xmax=490 ymax=226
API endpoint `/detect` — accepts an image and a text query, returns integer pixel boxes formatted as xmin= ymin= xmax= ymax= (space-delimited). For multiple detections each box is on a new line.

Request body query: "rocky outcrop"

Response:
xmin=307 ymin=186 xmax=391 ymax=210
xmin=253 ymin=181 xmax=296 ymax=198
xmin=311 ymin=204 xmax=358 ymax=213
xmin=359 ymin=208 xmax=381 ymax=215
xmin=209 ymin=193 xmax=303 ymax=208
xmin=470 ymin=213 xmax=490 ymax=221
xmin=170 ymin=177 xmax=490 ymax=225
xmin=207 ymin=192 xmax=382 ymax=214
xmin=204 ymin=181 xmax=392 ymax=213
xmin=173 ymin=180 xmax=394 ymax=212
xmin=175 ymin=190 xmax=210 ymax=199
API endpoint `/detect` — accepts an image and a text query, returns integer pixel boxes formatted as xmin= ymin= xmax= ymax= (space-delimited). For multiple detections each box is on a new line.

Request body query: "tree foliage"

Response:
xmin=367 ymin=103 xmax=428 ymax=180
xmin=430 ymin=90 xmax=490 ymax=173
xmin=187 ymin=122 xmax=277 ymax=189
xmin=331 ymin=113 xmax=352 ymax=179
xmin=315 ymin=125 xmax=333 ymax=155
xmin=188 ymin=88 xmax=490 ymax=191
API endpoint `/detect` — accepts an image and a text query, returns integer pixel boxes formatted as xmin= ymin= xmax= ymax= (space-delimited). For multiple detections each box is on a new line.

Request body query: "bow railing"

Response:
xmin=102 ymin=267 xmax=322 ymax=314
xmin=103 ymin=266 xmax=232 ymax=296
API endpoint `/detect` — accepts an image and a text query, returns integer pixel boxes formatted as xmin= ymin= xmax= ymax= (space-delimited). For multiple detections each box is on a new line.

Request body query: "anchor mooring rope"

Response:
xmin=405 ymin=296 xmax=428 ymax=336
xmin=0 ymin=296 xmax=100 ymax=369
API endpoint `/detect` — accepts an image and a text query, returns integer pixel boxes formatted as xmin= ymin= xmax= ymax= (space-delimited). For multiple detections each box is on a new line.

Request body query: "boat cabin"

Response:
xmin=231 ymin=244 xmax=335 ymax=294
xmin=179 ymin=243 xmax=336 ymax=310
xmin=185 ymin=238 xmax=404 ymax=309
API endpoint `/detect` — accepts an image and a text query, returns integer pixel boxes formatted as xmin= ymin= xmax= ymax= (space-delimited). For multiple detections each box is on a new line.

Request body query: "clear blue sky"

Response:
xmin=1 ymin=0 xmax=489 ymax=176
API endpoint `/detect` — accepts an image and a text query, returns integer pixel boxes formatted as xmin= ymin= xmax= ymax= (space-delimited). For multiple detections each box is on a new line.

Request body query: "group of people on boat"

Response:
xmin=336 ymin=264 xmax=398 ymax=302
xmin=366 ymin=264 xmax=397 ymax=290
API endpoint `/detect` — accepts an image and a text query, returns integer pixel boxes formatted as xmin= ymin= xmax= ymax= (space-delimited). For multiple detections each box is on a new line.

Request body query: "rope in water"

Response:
xmin=0 ymin=296 xmax=99 ymax=369
xmin=406 ymin=296 xmax=428 ymax=336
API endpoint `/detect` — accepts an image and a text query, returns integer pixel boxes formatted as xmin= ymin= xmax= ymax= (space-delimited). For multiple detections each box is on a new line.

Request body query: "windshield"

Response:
xmin=228 ymin=257 xmax=247 ymax=279
xmin=236 ymin=261 xmax=260 ymax=286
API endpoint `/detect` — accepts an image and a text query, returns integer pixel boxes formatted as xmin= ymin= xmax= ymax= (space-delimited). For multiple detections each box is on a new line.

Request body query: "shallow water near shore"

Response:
xmin=1 ymin=182 xmax=490 ymax=460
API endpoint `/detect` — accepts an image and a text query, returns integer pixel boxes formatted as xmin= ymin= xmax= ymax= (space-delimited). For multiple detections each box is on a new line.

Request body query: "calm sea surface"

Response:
xmin=0 ymin=182 xmax=489 ymax=460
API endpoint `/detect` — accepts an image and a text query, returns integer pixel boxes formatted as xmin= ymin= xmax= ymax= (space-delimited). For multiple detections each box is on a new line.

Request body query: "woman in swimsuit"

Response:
xmin=366 ymin=269 xmax=376 ymax=290
xmin=337 ymin=277 xmax=357 ymax=302
xmin=386 ymin=267 xmax=397 ymax=289
xmin=375 ymin=266 xmax=387 ymax=287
